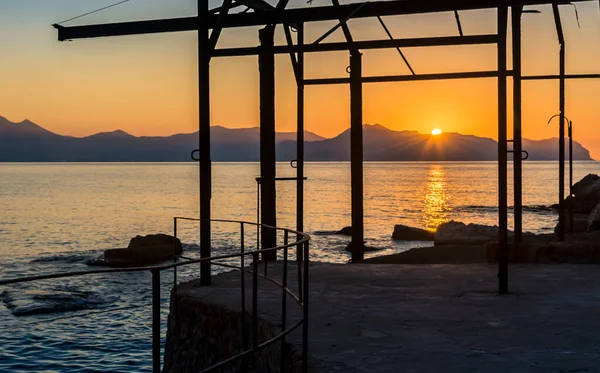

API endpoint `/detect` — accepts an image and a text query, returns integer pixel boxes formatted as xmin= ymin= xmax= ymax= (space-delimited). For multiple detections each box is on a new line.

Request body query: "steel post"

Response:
xmin=569 ymin=121 xmax=574 ymax=233
xmin=198 ymin=0 xmax=212 ymax=285
xmin=512 ymin=5 xmax=523 ymax=243
xmin=296 ymin=23 xmax=305 ymax=262
xmin=259 ymin=26 xmax=277 ymax=262
xmin=553 ymin=4 xmax=566 ymax=241
xmin=301 ymin=240 xmax=310 ymax=373
xmin=497 ymin=2 xmax=509 ymax=294
xmin=151 ymin=270 xmax=161 ymax=373
xmin=350 ymin=50 xmax=364 ymax=262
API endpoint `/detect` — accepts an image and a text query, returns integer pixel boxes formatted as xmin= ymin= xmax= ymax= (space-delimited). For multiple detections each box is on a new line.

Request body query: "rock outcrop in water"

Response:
xmin=434 ymin=221 xmax=511 ymax=246
xmin=391 ymin=225 xmax=434 ymax=241
xmin=89 ymin=234 xmax=182 ymax=267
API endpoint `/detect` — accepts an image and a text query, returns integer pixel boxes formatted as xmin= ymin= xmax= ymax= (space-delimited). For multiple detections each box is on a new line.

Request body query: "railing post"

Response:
xmin=301 ymin=240 xmax=310 ymax=373
xmin=173 ymin=217 xmax=177 ymax=240
xmin=240 ymin=223 xmax=248 ymax=347
xmin=280 ymin=230 xmax=289 ymax=372
xmin=151 ymin=269 xmax=161 ymax=373
xmin=297 ymin=242 xmax=303 ymax=303
xmin=252 ymin=251 xmax=259 ymax=352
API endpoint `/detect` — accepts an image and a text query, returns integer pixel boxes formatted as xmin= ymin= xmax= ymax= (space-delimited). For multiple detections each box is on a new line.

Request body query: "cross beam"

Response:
xmin=53 ymin=0 xmax=596 ymax=41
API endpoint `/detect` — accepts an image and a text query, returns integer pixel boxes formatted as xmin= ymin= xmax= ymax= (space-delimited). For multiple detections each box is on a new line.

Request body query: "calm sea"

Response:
xmin=1 ymin=161 xmax=598 ymax=371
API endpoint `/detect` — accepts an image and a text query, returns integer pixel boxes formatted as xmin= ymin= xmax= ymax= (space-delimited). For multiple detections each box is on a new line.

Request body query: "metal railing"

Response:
xmin=0 ymin=218 xmax=311 ymax=373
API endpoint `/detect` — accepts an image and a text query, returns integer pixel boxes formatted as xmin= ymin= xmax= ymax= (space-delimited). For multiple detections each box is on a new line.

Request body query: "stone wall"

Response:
xmin=163 ymin=280 xmax=304 ymax=373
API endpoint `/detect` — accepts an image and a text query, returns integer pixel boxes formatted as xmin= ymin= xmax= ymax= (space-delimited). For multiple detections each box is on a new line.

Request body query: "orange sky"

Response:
xmin=2 ymin=1 xmax=600 ymax=158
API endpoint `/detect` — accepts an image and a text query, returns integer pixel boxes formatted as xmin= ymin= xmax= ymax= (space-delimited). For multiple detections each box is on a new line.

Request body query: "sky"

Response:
xmin=2 ymin=0 xmax=600 ymax=158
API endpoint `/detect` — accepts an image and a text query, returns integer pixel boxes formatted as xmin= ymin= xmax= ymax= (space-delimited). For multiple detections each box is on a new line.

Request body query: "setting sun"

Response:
xmin=432 ymin=128 xmax=442 ymax=135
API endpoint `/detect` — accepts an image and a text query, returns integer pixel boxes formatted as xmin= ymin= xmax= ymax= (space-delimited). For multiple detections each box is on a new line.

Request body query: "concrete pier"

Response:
xmin=165 ymin=262 xmax=600 ymax=372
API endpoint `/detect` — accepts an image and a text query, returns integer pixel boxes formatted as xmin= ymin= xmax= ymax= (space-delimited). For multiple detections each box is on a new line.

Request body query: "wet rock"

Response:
xmin=391 ymin=224 xmax=434 ymax=241
xmin=90 ymin=234 xmax=182 ymax=267
xmin=554 ymin=213 xmax=589 ymax=234
xmin=562 ymin=174 xmax=600 ymax=214
xmin=588 ymin=203 xmax=600 ymax=232
xmin=344 ymin=241 xmax=381 ymax=254
xmin=335 ymin=226 xmax=353 ymax=236
xmin=435 ymin=221 xmax=512 ymax=246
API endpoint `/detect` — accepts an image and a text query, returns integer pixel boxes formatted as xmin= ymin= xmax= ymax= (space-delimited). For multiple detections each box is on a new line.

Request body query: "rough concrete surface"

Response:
xmin=172 ymin=262 xmax=600 ymax=372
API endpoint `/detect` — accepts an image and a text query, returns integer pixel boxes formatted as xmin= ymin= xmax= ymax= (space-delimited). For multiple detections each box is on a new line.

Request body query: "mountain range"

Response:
xmin=0 ymin=116 xmax=593 ymax=162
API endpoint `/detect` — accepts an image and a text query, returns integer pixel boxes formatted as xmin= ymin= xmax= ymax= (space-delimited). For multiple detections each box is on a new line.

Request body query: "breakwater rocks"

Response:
xmin=87 ymin=234 xmax=182 ymax=267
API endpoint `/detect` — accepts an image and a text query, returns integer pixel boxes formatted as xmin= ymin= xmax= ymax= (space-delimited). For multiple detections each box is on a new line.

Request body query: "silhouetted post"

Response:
xmin=512 ymin=5 xmax=523 ymax=243
xmin=553 ymin=4 xmax=566 ymax=241
xmin=350 ymin=50 xmax=364 ymax=262
xmin=259 ymin=26 xmax=277 ymax=261
xmin=296 ymin=23 xmax=305 ymax=260
xmin=497 ymin=2 xmax=509 ymax=294
xmin=198 ymin=0 xmax=212 ymax=285
xmin=569 ymin=120 xmax=573 ymax=233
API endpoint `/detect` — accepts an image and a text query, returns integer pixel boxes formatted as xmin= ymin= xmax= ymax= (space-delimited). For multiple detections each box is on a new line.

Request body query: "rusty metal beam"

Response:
xmin=212 ymin=34 xmax=498 ymax=57
xmin=53 ymin=0 xmax=597 ymax=40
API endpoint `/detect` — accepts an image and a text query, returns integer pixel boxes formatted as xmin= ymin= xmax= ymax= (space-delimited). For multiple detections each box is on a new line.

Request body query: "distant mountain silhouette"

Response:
xmin=278 ymin=124 xmax=593 ymax=161
xmin=0 ymin=116 xmax=593 ymax=161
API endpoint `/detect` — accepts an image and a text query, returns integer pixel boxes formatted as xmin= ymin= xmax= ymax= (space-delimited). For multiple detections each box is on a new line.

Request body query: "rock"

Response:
xmin=434 ymin=221 xmax=512 ymax=246
xmin=91 ymin=234 xmax=182 ymax=267
xmin=564 ymin=174 xmax=600 ymax=214
xmin=588 ymin=203 xmax=600 ymax=232
xmin=391 ymin=224 xmax=434 ymax=241
xmin=128 ymin=233 xmax=182 ymax=250
xmin=335 ymin=226 xmax=353 ymax=236
xmin=554 ymin=213 xmax=590 ymax=234
xmin=572 ymin=173 xmax=600 ymax=197
xmin=344 ymin=241 xmax=381 ymax=254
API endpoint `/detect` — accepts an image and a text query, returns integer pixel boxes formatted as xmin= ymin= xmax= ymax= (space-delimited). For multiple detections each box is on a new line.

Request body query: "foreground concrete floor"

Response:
xmin=179 ymin=263 xmax=600 ymax=372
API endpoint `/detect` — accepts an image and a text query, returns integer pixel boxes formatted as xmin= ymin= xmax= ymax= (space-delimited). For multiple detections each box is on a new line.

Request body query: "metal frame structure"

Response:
xmin=0 ymin=218 xmax=311 ymax=373
xmin=51 ymin=0 xmax=600 ymax=295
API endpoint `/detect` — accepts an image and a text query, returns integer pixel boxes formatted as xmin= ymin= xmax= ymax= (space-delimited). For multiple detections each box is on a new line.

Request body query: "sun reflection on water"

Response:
xmin=423 ymin=166 xmax=449 ymax=231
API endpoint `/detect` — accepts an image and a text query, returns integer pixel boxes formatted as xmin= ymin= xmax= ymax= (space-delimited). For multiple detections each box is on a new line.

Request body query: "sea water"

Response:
xmin=0 ymin=161 xmax=598 ymax=371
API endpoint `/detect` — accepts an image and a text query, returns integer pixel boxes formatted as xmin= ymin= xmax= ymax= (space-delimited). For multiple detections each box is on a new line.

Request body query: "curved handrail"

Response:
xmin=0 ymin=218 xmax=311 ymax=373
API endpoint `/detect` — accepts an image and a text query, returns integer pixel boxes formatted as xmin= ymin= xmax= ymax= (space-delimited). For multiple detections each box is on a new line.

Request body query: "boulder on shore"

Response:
xmin=558 ymin=174 xmax=600 ymax=214
xmin=434 ymin=221 xmax=511 ymax=246
xmin=391 ymin=224 xmax=434 ymax=241
xmin=588 ymin=203 xmax=600 ymax=232
xmin=90 ymin=234 xmax=182 ymax=267
xmin=344 ymin=241 xmax=382 ymax=254
xmin=554 ymin=213 xmax=590 ymax=234
xmin=335 ymin=226 xmax=353 ymax=236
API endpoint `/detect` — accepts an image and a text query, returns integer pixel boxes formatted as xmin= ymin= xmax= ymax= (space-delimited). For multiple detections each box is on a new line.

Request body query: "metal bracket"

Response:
xmin=191 ymin=149 xmax=200 ymax=161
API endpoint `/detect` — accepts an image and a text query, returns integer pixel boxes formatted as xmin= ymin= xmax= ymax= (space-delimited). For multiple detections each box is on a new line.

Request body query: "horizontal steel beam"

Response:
xmin=212 ymin=34 xmax=498 ymax=57
xmin=522 ymin=74 xmax=600 ymax=80
xmin=53 ymin=0 xmax=596 ymax=40
xmin=304 ymin=70 xmax=508 ymax=85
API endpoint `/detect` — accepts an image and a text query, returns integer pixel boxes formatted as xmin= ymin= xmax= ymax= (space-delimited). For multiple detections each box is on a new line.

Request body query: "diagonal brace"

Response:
xmin=376 ymin=16 xmax=415 ymax=75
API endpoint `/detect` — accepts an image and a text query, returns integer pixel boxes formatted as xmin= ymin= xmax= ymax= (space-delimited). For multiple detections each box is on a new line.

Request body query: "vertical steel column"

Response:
xmin=512 ymin=5 xmax=523 ymax=243
xmin=296 ymin=23 xmax=305 ymax=261
xmin=498 ymin=2 xmax=509 ymax=294
xmin=553 ymin=4 xmax=566 ymax=241
xmin=259 ymin=26 xmax=277 ymax=261
xmin=569 ymin=121 xmax=574 ymax=233
xmin=350 ymin=50 xmax=364 ymax=262
xmin=151 ymin=270 xmax=161 ymax=373
xmin=198 ymin=0 xmax=212 ymax=285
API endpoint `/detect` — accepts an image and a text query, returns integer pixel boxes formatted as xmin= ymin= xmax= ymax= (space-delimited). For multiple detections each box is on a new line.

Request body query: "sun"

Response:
xmin=431 ymin=128 xmax=442 ymax=135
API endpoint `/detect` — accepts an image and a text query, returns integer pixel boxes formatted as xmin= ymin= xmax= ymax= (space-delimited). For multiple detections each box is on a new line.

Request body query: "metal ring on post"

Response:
xmin=521 ymin=150 xmax=529 ymax=160
xmin=346 ymin=65 xmax=351 ymax=74
xmin=290 ymin=160 xmax=298 ymax=169
xmin=191 ymin=149 xmax=200 ymax=161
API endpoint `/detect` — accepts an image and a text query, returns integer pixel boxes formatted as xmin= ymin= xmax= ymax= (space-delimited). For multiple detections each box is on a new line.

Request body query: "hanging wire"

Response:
xmin=56 ymin=0 xmax=131 ymax=25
